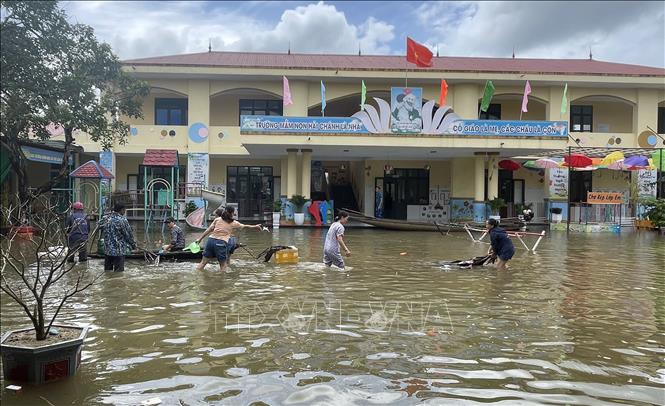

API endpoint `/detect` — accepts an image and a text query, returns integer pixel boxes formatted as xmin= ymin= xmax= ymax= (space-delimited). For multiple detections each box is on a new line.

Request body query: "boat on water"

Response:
xmin=343 ymin=209 xmax=524 ymax=232
xmin=89 ymin=249 xmax=203 ymax=261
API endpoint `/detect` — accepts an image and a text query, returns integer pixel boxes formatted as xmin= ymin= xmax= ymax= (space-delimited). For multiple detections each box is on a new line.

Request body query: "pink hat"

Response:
xmin=72 ymin=202 xmax=84 ymax=210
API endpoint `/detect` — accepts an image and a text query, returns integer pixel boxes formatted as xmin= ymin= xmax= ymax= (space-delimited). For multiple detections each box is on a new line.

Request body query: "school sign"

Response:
xmin=241 ymin=115 xmax=568 ymax=138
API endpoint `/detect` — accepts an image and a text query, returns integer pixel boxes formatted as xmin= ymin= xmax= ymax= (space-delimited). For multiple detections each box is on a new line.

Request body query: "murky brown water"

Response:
xmin=2 ymin=226 xmax=664 ymax=405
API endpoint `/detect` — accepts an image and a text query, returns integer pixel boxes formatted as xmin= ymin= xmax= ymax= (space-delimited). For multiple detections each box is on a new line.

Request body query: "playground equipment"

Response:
xmin=142 ymin=149 xmax=180 ymax=239
xmin=69 ymin=160 xmax=114 ymax=218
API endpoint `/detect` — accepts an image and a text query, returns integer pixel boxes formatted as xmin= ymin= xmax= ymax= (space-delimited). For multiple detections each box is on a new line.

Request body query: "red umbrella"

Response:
xmin=499 ymin=159 xmax=521 ymax=171
xmin=564 ymin=153 xmax=592 ymax=168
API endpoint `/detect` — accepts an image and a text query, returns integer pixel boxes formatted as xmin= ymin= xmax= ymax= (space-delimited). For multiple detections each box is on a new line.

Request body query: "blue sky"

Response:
xmin=60 ymin=1 xmax=664 ymax=67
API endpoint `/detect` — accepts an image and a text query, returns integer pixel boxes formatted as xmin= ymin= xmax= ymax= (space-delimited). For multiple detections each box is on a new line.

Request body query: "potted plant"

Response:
xmin=550 ymin=207 xmax=563 ymax=223
xmin=487 ymin=197 xmax=506 ymax=221
xmin=272 ymin=200 xmax=282 ymax=228
xmin=1 ymin=196 xmax=98 ymax=384
xmin=639 ymin=197 xmax=665 ymax=232
xmin=289 ymin=194 xmax=307 ymax=225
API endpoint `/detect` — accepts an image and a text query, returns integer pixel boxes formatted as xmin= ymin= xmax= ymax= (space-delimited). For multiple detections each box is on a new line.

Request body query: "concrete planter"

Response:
xmin=294 ymin=213 xmax=305 ymax=225
xmin=1 ymin=324 xmax=87 ymax=384
xmin=272 ymin=212 xmax=281 ymax=228
xmin=551 ymin=213 xmax=563 ymax=223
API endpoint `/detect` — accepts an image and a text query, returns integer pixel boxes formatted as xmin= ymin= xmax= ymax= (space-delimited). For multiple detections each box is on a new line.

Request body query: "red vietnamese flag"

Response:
xmin=406 ymin=37 xmax=433 ymax=68
xmin=438 ymin=79 xmax=448 ymax=106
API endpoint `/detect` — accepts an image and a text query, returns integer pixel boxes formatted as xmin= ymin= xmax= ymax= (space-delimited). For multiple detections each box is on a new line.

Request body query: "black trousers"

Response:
xmin=67 ymin=240 xmax=88 ymax=262
xmin=104 ymin=255 xmax=125 ymax=272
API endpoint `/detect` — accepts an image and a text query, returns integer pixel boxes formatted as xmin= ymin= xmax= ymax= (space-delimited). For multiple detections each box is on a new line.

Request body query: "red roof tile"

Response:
xmin=143 ymin=149 xmax=179 ymax=167
xmin=69 ymin=160 xmax=114 ymax=179
xmin=124 ymin=51 xmax=665 ymax=77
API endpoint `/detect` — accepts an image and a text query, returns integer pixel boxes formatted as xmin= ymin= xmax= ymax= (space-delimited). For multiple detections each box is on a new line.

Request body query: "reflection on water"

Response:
xmin=1 ymin=227 xmax=664 ymax=405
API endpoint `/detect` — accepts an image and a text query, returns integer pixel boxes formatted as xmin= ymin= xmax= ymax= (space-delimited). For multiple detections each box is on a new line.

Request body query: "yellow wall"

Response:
xmin=571 ymin=100 xmax=634 ymax=133
xmin=496 ymin=99 xmax=547 ymax=120
xmin=210 ymin=93 xmax=280 ymax=126
xmin=450 ymin=158 xmax=476 ymax=198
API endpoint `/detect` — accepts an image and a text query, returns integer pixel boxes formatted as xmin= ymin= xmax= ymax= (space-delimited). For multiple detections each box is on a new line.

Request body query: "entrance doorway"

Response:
xmin=499 ymin=169 xmax=525 ymax=216
xmin=378 ymin=168 xmax=429 ymax=220
xmin=227 ymin=166 xmax=273 ymax=218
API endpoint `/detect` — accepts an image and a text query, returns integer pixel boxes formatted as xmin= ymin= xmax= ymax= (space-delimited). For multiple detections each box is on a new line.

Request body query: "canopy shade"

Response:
xmin=564 ymin=154 xmax=592 ymax=168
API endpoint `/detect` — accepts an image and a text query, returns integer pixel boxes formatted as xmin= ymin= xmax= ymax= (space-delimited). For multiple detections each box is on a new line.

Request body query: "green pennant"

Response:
xmin=480 ymin=80 xmax=495 ymax=113
xmin=361 ymin=80 xmax=366 ymax=110
xmin=560 ymin=83 xmax=568 ymax=116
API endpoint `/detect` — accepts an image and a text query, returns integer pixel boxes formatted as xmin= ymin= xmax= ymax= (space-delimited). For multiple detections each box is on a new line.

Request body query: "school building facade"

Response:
xmin=72 ymin=51 xmax=665 ymax=221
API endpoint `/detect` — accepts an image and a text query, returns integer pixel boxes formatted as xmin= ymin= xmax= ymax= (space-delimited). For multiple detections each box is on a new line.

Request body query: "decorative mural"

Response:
xmin=188 ymin=122 xmax=209 ymax=143
xmin=450 ymin=199 xmax=474 ymax=221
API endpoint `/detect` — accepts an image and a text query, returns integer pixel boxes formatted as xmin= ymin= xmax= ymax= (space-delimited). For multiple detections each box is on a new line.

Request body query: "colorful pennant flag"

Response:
xmin=560 ymin=83 xmax=568 ymax=116
xmin=406 ymin=37 xmax=433 ymax=68
xmin=521 ymin=80 xmax=531 ymax=113
xmin=361 ymin=80 xmax=367 ymax=110
xmin=283 ymin=76 xmax=293 ymax=107
xmin=480 ymin=80 xmax=495 ymax=113
xmin=438 ymin=79 xmax=448 ymax=106
xmin=320 ymin=80 xmax=326 ymax=116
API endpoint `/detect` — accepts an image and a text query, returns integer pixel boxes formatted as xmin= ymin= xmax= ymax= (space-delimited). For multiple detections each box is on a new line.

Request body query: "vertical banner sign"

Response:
xmin=390 ymin=87 xmax=423 ymax=133
xmin=636 ymin=169 xmax=657 ymax=197
xmin=99 ymin=151 xmax=114 ymax=208
xmin=549 ymin=168 xmax=568 ymax=198
xmin=187 ymin=153 xmax=209 ymax=208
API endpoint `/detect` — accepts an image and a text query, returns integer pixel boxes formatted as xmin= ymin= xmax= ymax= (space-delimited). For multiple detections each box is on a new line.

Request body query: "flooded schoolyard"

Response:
xmin=1 ymin=227 xmax=664 ymax=405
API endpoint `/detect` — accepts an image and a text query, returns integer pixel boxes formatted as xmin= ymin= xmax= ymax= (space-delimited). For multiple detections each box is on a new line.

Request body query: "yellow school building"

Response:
xmin=71 ymin=51 xmax=665 ymax=222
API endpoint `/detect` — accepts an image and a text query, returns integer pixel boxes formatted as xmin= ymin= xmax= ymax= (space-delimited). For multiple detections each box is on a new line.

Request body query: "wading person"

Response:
xmin=65 ymin=201 xmax=90 ymax=262
xmin=162 ymin=217 xmax=185 ymax=251
xmin=100 ymin=202 xmax=136 ymax=272
xmin=486 ymin=218 xmax=515 ymax=271
xmin=195 ymin=206 xmax=261 ymax=272
xmin=323 ymin=211 xmax=351 ymax=269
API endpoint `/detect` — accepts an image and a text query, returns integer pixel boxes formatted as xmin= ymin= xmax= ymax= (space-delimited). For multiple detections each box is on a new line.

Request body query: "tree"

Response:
xmin=1 ymin=195 xmax=100 ymax=340
xmin=0 ymin=1 xmax=149 ymax=202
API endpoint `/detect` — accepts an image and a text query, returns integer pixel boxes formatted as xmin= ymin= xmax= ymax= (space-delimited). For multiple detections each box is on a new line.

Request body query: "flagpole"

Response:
xmin=405 ymin=35 xmax=408 ymax=88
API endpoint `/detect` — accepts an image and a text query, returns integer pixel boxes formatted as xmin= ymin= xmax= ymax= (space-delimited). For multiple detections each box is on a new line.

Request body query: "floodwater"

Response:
xmin=1 ymin=226 xmax=664 ymax=405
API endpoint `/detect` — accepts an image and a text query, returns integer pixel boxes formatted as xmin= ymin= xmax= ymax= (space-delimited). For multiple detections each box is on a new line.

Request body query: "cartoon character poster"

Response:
xmin=390 ymin=87 xmax=423 ymax=133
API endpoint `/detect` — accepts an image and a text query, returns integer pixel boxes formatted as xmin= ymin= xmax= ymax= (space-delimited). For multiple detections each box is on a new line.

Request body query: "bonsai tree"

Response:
xmin=1 ymin=1 xmax=149 ymax=203
xmin=273 ymin=200 xmax=282 ymax=213
xmin=0 ymin=196 xmax=99 ymax=341
xmin=639 ymin=197 xmax=665 ymax=228
xmin=289 ymin=195 xmax=307 ymax=213
xmin=487 ymin=197 xmax=506 ymax=215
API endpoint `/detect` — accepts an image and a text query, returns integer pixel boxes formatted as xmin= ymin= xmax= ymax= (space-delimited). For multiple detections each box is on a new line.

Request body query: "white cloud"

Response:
xmin=416 ymin=1 xmax=665 ymax=67
xmin=61 ymin=1 xmax=395 ymax=59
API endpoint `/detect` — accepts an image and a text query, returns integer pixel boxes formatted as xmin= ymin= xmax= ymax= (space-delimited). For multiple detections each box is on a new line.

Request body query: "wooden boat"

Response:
xmin=343 ymin=209 xmax=524 ymax=232
xmin=89 ymin=249 xmax=202 ymax=261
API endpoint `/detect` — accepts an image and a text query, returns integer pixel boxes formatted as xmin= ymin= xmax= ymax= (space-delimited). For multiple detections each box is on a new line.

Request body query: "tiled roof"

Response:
xmin=69 ymin=160 xmax=114 ymax=179
xmin=143 ymin=149 xmax=179 ymax=167
xmin=18 ymin=139 xmax=84 ymax=153
xmin=123 ymin=51 xmax=665 ymax=77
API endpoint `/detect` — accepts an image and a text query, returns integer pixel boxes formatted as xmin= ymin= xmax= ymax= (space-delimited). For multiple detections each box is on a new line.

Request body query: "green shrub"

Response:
xmin=639 ymin=197 xmax=665 ymax=228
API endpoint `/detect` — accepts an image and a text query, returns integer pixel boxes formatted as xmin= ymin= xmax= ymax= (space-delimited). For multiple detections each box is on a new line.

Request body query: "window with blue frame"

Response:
xmin=155 ymin=98 xmax=188 ymax=125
